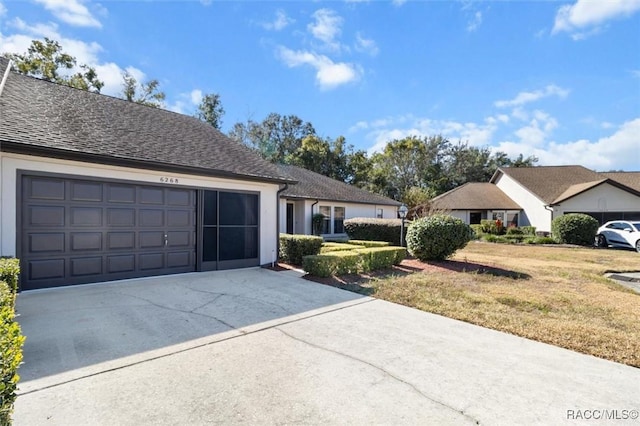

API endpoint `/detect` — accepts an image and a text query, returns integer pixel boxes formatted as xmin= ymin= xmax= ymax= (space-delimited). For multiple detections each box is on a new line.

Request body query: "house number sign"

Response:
xmin=160 ymin=177 xmax=180 ymax=184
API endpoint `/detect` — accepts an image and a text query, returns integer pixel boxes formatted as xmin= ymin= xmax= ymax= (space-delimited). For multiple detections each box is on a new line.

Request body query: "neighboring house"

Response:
xmin=278 ymin=164 xmax=401 ymax=237
xmin=0 ymin=57 xmax=295 ymax=290
xmin=432 ymin=165 xmax=640 ymax=233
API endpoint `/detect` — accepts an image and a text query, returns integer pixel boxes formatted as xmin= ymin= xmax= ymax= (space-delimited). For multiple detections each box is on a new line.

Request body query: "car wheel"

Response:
xmin=595 ymin=234 xmax=607 ymax=248
xmin=636 ymin=240 xmax=640 ymax=253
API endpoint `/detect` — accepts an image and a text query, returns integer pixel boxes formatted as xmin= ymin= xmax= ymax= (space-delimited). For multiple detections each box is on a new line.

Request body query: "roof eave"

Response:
xmin=1 ymin=141 xmax=297 ymax=185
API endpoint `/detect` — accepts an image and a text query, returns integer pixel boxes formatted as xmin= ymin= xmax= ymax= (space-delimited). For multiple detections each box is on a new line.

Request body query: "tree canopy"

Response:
xmin=121 ymin=71 xmax=166 ymax=108
xmin=194 ymin=93 xmax=225 ymax=129
xmin=7 ymin=38 xmax=104 ymax=93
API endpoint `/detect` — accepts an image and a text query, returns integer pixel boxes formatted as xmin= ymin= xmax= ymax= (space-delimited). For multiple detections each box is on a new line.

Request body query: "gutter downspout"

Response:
xmin=275 ymin=184 xmax=289 ymax=266
xmin=544 ymin=205 xmax=554 ymax=235
xmin=310 ymin=199 xmax=319 ymax=235
xmin=0 ymin=60 xmax=11 ymax=257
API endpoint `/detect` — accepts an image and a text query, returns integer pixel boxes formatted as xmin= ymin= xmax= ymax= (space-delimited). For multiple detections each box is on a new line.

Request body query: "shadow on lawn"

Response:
xmin=431 ymin=260 xmax=531 ymax=280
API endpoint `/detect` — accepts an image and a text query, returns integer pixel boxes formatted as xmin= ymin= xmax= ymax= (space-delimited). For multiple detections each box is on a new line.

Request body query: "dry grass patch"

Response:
xmin=369 ymin=242 xmax=640 ymax=367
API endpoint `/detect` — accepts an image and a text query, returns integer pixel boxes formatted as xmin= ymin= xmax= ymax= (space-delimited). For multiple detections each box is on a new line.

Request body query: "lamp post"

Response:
xmin=398 ymin=204 xmax=408 ymax=247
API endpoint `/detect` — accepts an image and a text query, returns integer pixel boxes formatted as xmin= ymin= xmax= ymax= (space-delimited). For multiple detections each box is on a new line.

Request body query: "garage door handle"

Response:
xmin=164 ymin=234 xmax=168 ymax=246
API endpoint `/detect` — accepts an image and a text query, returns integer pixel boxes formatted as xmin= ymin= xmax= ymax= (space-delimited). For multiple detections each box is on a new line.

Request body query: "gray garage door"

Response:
xmin=20 ymin=175 xmax=196 ymax=290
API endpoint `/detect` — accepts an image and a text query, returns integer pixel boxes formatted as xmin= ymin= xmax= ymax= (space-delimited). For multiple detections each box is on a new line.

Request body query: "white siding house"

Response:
xmin=278 ymin=165 xmax=400 ymax=239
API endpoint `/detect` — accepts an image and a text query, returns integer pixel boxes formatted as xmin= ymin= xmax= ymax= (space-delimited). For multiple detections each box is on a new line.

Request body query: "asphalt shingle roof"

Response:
xmin=602 ymin=172 xmax=640 ymax=192
xmin=0 ymin=57 xmax=293 ymax=184
xmin=278 ymin=164 xmax=400 ymax=206
xmin=430 ymin=182 xmax=521 ymax=210
xmin=494 ymin=166 xmax=640 ymax=204
xmin=493 ymin=165 xmax=607 ymax=204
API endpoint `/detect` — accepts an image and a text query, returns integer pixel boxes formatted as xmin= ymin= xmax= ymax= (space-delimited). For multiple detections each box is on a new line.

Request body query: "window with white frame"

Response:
xmin=376 ymin=208 xmax=383 ymax=219
xmin=319 ymin=206 xmax=331 ymax=234
xmin=334 ymin=207 xmax=345 ymax=233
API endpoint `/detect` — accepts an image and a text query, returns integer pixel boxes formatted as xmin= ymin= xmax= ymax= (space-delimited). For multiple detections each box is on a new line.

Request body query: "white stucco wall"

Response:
xmin=1 ymin=152 xmax=280 ymax=264
xmin=494 ymin=173 xmax=552 ymax=232
xmin=280 ymin=197 xmax=398 ymax=237
xmin=553 ymin=183 xmax=640 ymax=215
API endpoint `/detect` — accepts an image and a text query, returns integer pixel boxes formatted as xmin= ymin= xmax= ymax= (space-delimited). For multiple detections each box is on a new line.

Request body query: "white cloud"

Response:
xmin=0 ymin=2 xmax=7 ymax=18
xmin=262 ymin=9 xmax=294 ymax=31
xmin=355 ymin=32 xmax=379 ymax=56
xmin=467 ymin=11 xmax=482 ymax=32
xmin=495 ymin=85 xmax=569 ymax=108
xmin=359 ymin=115 xmax=501 ymax=155
xmin=553 ymin=0 xmax=640 ymax=37
xmin=392 ymin=0 xmax=407 ymax=6
xmin=495 ymin=118 xmax=640 ymax=170
xmin=190 ymin=89 xmax=203 ymax=105
xmin=307 ymin=9 xmax=343 ymax=51
xmin=277 ymin=46 xmax=360 ymax=90
xmin=34 ymin=0 xmax=102 ymax=28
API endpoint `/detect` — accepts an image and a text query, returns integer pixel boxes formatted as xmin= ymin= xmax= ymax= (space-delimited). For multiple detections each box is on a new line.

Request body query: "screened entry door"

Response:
xmin=199 ymin=190 xmax=259 ymax=271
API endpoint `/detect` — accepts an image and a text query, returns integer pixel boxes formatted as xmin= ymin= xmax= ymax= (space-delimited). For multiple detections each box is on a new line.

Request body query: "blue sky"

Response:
xmin=1 ymin=0 xmax=639 ymax=171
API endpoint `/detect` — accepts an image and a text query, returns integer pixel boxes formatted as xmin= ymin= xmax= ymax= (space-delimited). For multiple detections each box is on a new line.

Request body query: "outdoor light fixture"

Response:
xmin=398 ymin=204 xmax=408 ymax=247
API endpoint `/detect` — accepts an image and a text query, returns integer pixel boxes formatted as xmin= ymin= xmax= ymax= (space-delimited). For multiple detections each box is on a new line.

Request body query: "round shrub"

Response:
xmin=551 ymin=213 xmax=599 ymax=246
xmin=406 ymin=214 xmax=474 ymax=261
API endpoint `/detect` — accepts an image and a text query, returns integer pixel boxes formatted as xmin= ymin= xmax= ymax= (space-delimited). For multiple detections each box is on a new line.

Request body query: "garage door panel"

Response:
xmin=71 ymin=181 xmax=103 ymax=202
xmin=167 ymin=251 xmax=191 ymax=268
xmin=29 ymin=178 xmax=65 ymax=200
xmin=167 ymin=231 xmax=190 ymax=247
xmin=108 ymin=185 xmax=136 ymax=203
xmin=71 ymin=232 xmax=102 ymax=251
xmin=70 ymin=257 xmax=102 ymax=276
xmin=167 ymin=189 xmax=192 ymax=206
xmin=167 ymin=210 xmax=191 ymax=227
xmin=107 ymin=232 xmax=135 ymax=250
xmin=140 ymin=253 xmax=164 ymax=270
xmin=107 ymin=208 xmax=135 ymax=226
xmin=139 ymin=209 xmax=164 ymax=227
xmin=28 ymin=259 xmax=65 ymax=280
xmin=140 ymin=187 xmax=164 ymax=204
xmin=29 ymin=206 xmax=65 ymax=226
xmin=70 ymin=207 xmax=103 ymax=226
xmin=107 ymin=255 xmax=135 ymax=273
xmin=21 ymin=175 xmax=196 ymax=290
xmin=28 ymin=233 xmax=65 ymax=252
xmin=140 ymin=231 xmax=164 ymax=248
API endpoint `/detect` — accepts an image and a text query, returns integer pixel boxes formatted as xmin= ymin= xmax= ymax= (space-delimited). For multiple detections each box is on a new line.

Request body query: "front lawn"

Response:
xmin=317 ymin=242 xmax=640 ymax=367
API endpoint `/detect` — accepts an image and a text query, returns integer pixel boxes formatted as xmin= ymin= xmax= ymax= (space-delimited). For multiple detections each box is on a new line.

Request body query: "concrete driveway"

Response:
xmin=13 ymin=268 xmax=640 ymax=425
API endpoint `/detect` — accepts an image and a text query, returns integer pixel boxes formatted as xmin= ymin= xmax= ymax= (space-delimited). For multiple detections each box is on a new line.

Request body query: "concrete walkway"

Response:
xmin=13 ymin=268 xmax=640 ymax=425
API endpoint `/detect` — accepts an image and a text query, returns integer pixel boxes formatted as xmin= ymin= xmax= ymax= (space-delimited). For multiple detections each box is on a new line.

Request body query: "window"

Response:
xmin=320 ymin=206 xmax=331 ymax=234
xmin=334 ymin=207 xmax=345 ymax=234
xmin=492 ymin=212 xmax=504 ymax=222
xmin=506 ymin=212 xmax=519 ymax=227
xmin=376 ymin=208 xmax=383 ymax=219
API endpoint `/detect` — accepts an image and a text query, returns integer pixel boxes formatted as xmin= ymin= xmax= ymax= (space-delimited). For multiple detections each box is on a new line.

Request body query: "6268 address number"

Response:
xmin=160 ymin=177 xmax=179 ymax=184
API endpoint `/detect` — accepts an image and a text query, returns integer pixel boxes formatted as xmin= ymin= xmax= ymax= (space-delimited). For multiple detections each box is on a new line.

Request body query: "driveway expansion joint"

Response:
xmin=274 ymin=327 xmax=481 ymax=425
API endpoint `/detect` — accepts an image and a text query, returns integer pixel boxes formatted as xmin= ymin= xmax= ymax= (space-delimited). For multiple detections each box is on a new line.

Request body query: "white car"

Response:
xmin=595 ymin=221 xmax=640 ymax=253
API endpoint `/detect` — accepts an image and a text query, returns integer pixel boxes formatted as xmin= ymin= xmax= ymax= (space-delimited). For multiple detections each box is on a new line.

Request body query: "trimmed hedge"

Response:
xmin=551 ymin=213 xmax=599 ymax=246
xmin=279 ymin=234 xmax=323 ymax=265
xmin=303 ymin=247 xmax=406 ymax=278
xmin=0 ymin=259 xmax=20 ymax=294
xmin=520 ymin=226 xmax=536 ymax=235
xmin=407 ymin=215 xmax=473 ymax=261
xmin=320 ymin=243 xmax=363 ymax=253
xmin=357 ymin=247 xmax=406 ymax=271
xmin=347 ymin=240 xmax=390 ymax=248
xmin=344 ymin=218 xmax=407 ymax=246
xmin=0 ymin=259 xmax=23 ymax=425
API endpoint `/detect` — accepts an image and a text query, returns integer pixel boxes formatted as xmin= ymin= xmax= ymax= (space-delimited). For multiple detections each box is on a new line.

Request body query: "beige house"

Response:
xmin=432 ymin=166 xmax=640 ymax=233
